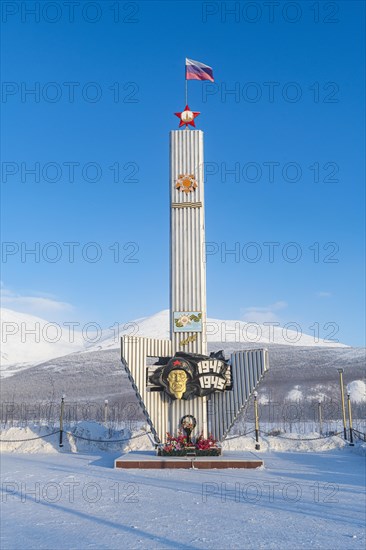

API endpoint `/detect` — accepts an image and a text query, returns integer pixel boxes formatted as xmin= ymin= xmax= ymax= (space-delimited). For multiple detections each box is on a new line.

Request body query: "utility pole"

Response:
xmin=59 ymin=394 xmax=65 ymax=448
xmin=253 ymin=391 xmax=260 ymax=450
xmin=337 ymin=369 xmax=347 ymax=440
xmin=318 ymin=399 xmax=323 ymax=436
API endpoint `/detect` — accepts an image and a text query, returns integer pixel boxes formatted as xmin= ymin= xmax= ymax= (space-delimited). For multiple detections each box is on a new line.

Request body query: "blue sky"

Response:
xmin=1 ymin=1 xmax=365 ymax=346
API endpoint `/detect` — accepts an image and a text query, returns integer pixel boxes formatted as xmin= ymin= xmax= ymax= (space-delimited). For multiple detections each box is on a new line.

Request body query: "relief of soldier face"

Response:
xmin=167 ymin=369 xmax=188 ymax=399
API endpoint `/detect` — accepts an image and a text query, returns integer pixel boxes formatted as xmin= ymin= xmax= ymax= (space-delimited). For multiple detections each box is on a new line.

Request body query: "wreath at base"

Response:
xmin=158 ymin=431 xmax=221 ymax=456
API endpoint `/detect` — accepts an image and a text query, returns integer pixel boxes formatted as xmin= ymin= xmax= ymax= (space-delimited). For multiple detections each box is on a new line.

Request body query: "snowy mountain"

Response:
xmin=0 ymin=308 xmax=84 ymax=376
xmin=84 ymin=309 xmax=348 ymax=354
xmin=1 ymin=307 xmax=348 ymax=376
xmin=1 ymin=309 xmax=364 ymax=426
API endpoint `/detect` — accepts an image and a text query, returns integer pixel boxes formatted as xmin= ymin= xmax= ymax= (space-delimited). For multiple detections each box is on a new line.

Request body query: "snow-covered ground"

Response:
xmin=1 ymin=445 xmax=365 ymax=549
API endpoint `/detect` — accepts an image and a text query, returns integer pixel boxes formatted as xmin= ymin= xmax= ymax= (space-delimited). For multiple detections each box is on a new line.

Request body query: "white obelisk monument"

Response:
xmin=121 ymin=99 xmax=269 ymax=446
xmin=168 ymin=120 xmax=208 ymax=436
xmin=170 ymin=128 xmax=207 ymax=356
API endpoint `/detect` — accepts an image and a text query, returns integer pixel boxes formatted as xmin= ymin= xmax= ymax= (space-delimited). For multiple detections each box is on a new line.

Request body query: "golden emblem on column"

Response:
xmin=175 ymin=174 xmax=198 ymax=194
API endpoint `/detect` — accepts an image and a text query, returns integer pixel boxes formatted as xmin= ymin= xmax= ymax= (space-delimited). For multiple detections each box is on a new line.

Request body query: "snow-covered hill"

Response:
xmin=1 ymin=307 xmax=348 ymax=376
xmin=0 ymin=308 xmax=84 ymax=375
xmin=84 ymin=309 xmax=347 ymax=353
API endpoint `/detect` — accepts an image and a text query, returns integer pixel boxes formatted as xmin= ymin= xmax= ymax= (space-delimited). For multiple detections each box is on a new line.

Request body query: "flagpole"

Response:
xmin=185 ymin=58 xmax=188 ymax=106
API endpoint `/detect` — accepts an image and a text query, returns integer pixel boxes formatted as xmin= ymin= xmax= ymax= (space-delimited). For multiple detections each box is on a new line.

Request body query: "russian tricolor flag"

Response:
xmin=186 ymin=58 xmax=214 ymax=82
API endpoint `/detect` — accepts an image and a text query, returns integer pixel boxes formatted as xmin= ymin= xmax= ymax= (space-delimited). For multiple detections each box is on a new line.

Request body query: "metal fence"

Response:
xmin=1 ymin=395 xmax=365 ymax=438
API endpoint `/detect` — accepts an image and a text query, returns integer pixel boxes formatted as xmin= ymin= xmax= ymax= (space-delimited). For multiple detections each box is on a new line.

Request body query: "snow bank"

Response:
xmin=222 ymin=432 xmax=346 ymax=453
xmin=0 ymin=422 xmax=153 ymax=454
xmin=1 ymin=423 xmax=351 ymax=455
xmin=0 ymin=425 xmax=60 ymax=454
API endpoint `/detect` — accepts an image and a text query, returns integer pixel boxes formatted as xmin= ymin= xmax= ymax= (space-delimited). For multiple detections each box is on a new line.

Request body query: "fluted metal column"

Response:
xmin=170 ymin=129 xmax=207 ymax=355
xmin=169 ymin=129 xmax=208 ymax=436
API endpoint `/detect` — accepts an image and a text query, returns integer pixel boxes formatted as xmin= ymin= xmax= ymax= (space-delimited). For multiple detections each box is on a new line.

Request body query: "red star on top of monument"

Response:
xmin=174 ymin=105 xmax=200 ymax=128
xmin=173 ymin=360 xmax=181 ymax=366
